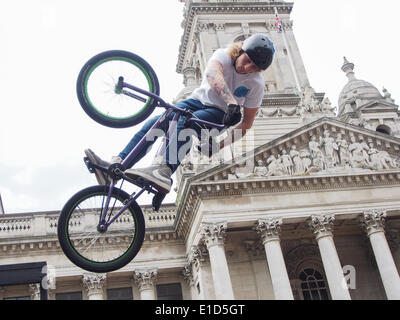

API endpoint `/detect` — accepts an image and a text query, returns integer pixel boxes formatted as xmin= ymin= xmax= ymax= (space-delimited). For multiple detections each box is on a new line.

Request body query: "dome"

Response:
xmin=338 ymin=58 xmax=382 ymax=114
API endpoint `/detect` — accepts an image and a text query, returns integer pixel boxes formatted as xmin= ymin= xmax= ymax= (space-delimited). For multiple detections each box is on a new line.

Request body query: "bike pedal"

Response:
xmin=84 ymin=157 xmax=95 ymax=173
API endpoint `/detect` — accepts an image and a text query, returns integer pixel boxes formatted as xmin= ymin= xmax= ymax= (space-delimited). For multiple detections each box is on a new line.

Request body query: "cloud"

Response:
xmin=0 ymin=147 xmax=177 ymax=214
xmin=0 ymin=162 xmax=92 ymax=213
xmin=0 ymin=187 xmax=40 ymax=212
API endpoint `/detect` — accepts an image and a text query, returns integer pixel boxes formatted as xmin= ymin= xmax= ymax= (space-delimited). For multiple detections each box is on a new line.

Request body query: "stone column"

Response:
xmin=29 ymin=284 xmax=41 ymax=300
xmin=255 ymin=219 xmax=294 ymax=300
xmin=360 ymin=209 xmax=400 ymax=300
xmin=82 ymin=273 xmax=107 ymax=300
xmin=200 ymin=222 xmax=235 ymax=300
xmin=308 ymin=214 xmax=351 ymax=300
xmin=244 ymin=240 xmax=275 ymax=300
xmin=134 ymin=269 xmax=158 ymax=300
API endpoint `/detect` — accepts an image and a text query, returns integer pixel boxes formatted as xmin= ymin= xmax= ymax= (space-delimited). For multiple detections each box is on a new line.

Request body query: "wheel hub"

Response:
xmin=97 ymin=224 xmax=107 ymax=233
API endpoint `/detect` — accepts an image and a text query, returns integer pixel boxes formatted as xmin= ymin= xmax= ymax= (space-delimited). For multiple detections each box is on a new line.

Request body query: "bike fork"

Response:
xmin=97 ymin=184 xmax=146 ymax=232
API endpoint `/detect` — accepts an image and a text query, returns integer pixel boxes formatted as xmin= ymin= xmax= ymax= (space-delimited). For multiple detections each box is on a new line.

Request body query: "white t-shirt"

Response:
xmin=190 ymin=48 xmax=265 ymax=113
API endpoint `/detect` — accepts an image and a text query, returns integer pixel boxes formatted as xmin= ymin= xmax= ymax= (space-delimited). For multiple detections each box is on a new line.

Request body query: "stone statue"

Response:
xmin=348 ymin=136 xmax=369 ymax=168
xmin=310 ymin=97 xmax=320 ymax=113
xmin=254 ymin=160 xmax=268 ymax=177
xmin=300 ymin=150 xmax=312 ymax=173
xmin=280 ymin=149 xmax=294 ymax=176
xmin=266 ymin=154 xmax=283 ymax=176
xmin=378 ymin=150 xmax=397 ymax=169
xmin=319 ymin=130 xmax=339 ymax=168
xmin=383 ymin=87 xmax=395 ymax=103
xmin=336 ymin=133 xmax=351 ymax=167
xmin=368 ymin=143 xmax=384 ymax=170
xmin=359 ymin=137 xmax=370 ymax=164
xmin=309 ymin=135 xmax=323 ymax=159
xmin=359 ymin=118 xmax=373 ymax=130
xmin=290 ymin=145 xmax=305 ymax=174
xmin=320 ymin=97 xmax=336 ymax=115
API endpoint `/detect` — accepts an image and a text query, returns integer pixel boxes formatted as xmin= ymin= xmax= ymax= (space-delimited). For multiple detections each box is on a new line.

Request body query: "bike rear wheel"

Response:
xmin=77 ymin=50 xmax=160 ymax=128
xmin=57 ymin=185 xmax=145 ymax=273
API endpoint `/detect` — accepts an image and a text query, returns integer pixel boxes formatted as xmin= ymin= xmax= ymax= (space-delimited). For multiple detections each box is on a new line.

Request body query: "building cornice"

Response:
xmin=175 ymin=169 xmax=400 ymax=240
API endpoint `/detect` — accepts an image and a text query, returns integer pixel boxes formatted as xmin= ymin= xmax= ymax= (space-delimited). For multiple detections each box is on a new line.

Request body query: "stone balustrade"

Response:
xmin=0 ymin=204 xmax=177 ymax=241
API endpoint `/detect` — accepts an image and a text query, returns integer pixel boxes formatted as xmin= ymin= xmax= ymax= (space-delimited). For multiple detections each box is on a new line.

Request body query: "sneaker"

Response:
xmin=84 ymin=149 xmax=112 ymax=185
xmin=124 ymin=164 xmax=172 ymax=194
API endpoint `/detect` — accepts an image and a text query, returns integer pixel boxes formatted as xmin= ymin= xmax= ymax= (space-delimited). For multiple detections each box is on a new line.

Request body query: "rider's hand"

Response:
xmin=223 ymin=104 xmax=242 ymax=127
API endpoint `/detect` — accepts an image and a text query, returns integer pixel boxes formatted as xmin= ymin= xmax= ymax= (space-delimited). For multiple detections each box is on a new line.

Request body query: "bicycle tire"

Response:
xmin=77 ymin=50 xmax=160 ymax=128
xmin=57 ymin=185 xmax=145 ymax=273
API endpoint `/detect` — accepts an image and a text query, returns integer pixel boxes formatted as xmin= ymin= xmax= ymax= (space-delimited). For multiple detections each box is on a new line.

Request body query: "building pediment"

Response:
xmin=188 ymin=117 xmax=400 ymax=186
xmin=357 ymin=100 xmax=399 ymax=114
xmin=174 ymin=117 xmax=400 ymax=240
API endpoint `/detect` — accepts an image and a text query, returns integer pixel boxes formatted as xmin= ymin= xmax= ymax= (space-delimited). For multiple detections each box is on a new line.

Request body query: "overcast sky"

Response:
xmin=0 ymin=0 xmax=399 ymax=214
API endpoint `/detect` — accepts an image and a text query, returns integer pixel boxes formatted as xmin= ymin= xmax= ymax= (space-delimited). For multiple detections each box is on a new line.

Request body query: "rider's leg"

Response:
xmin=165 ymin=101 xmax=225 ymax=173
xmin=117 ymin=113 xmax=168 ymax=168
xmin=118 ymin=99 xmax=197 ymax=169
xmin=85 ymin=113 xmax=171 ymax=185
xmin=124 ymin=101 xmax=225 ymax=193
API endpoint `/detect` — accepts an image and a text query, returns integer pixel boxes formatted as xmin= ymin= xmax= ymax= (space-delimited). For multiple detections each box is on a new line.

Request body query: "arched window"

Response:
xmin=376 ymin=124 xmax=391 ymax=135
xmin=299 ymin=268 xmax=330 ymax=300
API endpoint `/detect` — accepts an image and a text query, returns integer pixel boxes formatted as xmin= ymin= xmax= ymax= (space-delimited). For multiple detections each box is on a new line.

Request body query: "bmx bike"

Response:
xmin=57 ymin=50 xmax=225 ymax=273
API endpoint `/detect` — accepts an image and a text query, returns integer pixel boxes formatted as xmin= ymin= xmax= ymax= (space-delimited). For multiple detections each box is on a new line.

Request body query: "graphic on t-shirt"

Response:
xmin=234 ymin=86 xmax=249 ymax=98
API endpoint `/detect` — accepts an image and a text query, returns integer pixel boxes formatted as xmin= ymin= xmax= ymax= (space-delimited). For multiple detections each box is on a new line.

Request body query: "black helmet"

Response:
xmin=242 ymin=34 xmax=275 ymax=70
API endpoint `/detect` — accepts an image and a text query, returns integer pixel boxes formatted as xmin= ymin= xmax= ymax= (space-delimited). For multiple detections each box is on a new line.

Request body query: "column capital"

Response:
xmin=182 ymin=263 xmax=195 ymax=286
xmin=200 ymin=222 xmax=227 ymax=249
xmin=82 ymin=273 xmax=107 ymax=295
xmin=360 ymin=209 xmax=387 ymax=237
xmin=308 ymin=214 xmax=335 ymax=240
xmin=133 ymin=269 xmax=158 ymax=291
xmin=255 ymin=218 xmax=282 ymax=244
xmin=188 ymin=244 xmax=208 ymax=268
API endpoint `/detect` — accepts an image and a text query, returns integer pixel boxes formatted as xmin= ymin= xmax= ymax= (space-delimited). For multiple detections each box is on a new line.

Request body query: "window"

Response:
xmin=299 ymin=268 xmax=329 ymax=300
xmin=56 ymin=291 xmax=83 ymax=300
xmin=376 ymin=125 xmax=391 ymax=135
xmin=156 ymin=283 xmax=183 ymax=300
xmin=107 ymin=287 xmax=133 ymax=300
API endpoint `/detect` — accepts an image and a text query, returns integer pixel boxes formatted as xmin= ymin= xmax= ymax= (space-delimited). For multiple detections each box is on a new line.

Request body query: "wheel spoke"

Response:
xmin=85 ymin=58 xmax=152 ymax=120
xmin=64 ymin=191 xmax=138 ymax=264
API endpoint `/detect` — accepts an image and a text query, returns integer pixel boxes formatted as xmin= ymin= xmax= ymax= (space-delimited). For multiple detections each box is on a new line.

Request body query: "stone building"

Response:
xmin=0 ymin=0 xmax=399 ymax=300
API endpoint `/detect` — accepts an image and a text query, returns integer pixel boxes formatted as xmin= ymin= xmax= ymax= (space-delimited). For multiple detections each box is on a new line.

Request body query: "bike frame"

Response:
xmin=94 ymin=80 xmax=225 ymax=231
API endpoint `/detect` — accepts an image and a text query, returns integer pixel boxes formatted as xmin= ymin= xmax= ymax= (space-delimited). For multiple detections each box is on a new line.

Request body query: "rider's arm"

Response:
xmin=219 ymin=107 xmax=259 ymax=149
xmin=205 ymin=59 xmax=238 ymax=106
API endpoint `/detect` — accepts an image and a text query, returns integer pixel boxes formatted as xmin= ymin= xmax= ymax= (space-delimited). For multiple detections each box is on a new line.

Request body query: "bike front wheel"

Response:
xmin=77 ymin=50 xmax=160 ymax=128
xmin=57 ymin=185 xmax=145 ymax=273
